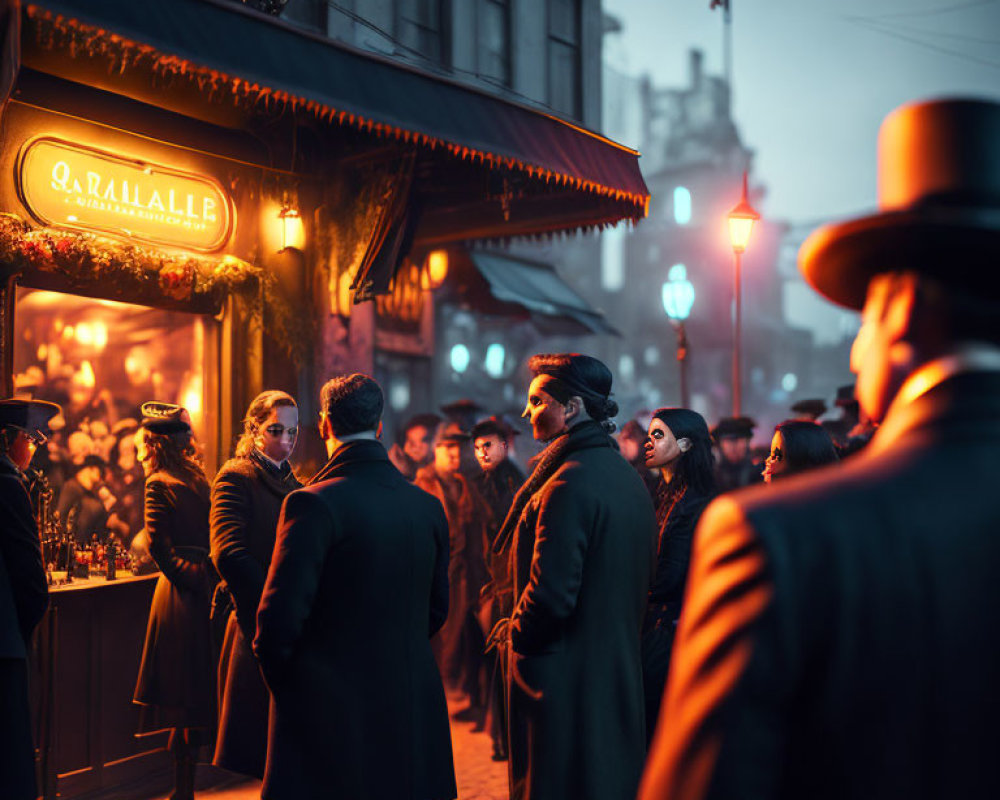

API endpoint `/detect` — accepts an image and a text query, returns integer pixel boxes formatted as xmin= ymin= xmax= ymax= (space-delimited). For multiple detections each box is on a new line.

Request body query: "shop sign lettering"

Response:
xmin=17 ymin=138 xmax=233 ymax=252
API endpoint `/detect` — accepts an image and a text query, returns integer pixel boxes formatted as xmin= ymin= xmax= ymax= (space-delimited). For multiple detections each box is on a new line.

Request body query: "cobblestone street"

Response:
xmin=156 ymin=700 xmax=509 ymax=800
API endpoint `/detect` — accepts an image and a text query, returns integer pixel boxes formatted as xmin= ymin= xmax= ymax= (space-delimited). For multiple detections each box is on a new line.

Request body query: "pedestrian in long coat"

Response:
xmin=211 ymin=390 xmax=301 ymax=778
xmin=0 ymin=399 xmax=57 ymax=800
xmin=639 ymin=408 xmax=715 ymax=745
xmin=132 ymin=403 xmax=215 ymax=800
xmin=254 ymin=374 xmax=456 ymax=800
xmin=639 ymin=98 xmax=1000 ymax=800
xmin=491 ymin=354 xmax=656 ymax=800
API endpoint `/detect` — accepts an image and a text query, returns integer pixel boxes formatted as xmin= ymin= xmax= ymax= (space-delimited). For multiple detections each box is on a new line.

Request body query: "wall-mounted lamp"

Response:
xmin=421 ymin=250 xmax=449 ymax=290
xmin=278 ymin=205 xmax=305 ymax=252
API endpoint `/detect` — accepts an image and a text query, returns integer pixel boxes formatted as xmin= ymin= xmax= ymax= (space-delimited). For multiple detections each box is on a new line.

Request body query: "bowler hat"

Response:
xmin=0 ymin=398 xmax=62 ymax=441
xmin=712 ymin=416 xmax=756 ymax=441
xmin=799 ymin=98 xmax=1000 ymax=310
xmin=790 ymin=398 xmax=827 ymax=419
xmin=432 ymin=421 xmax=470 ymax=447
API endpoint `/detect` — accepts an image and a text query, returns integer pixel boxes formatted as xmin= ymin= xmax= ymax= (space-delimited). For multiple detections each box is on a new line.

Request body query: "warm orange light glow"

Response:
xmin=727 ymin=172 xmax=760 ymax=254
xmin=278 ymin=206 xmax=305 ymax=251
xmin=422 ymin=250 xmax=449 ymax=290
xmin=79 ymin=360 xmax=96 ymax=388
xmin=18 ymin=138 xmax=233 ymax=252
xmin=75 ymin=322 xmax=94 ymax=345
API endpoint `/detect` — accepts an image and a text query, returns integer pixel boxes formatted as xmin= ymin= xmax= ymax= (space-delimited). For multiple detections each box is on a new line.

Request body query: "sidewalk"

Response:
xmin=156 ymin=700 xmax=509 ymax=800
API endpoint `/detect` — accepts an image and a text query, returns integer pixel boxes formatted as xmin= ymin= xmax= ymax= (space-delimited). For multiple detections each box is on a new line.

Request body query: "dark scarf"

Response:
xmin=492 ymin=420 xmax=614 ymax=557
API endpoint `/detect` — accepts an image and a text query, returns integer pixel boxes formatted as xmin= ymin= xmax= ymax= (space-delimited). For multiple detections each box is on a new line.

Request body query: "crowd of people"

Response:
xmin=2 ymin=95 xmax=999 ymax=800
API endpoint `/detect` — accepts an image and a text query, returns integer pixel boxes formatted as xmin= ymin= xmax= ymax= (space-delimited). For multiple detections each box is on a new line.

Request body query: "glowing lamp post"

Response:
xmin=662 ymin=264 xmax=695 ymax=408
xmin=726 ymin=171 xmax=759 ymax=416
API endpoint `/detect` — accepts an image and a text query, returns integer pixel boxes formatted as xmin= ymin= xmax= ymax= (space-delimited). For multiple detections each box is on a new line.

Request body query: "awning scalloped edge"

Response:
xmin=24 ymin=5 xmax=650 ymax=220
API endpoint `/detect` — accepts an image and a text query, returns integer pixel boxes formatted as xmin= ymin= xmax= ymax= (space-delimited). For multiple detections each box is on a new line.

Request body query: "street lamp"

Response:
xmin=661 ymin=263 xmax=695 ymax=408
xmin=726 ymin=171 xmax=759 ymax=416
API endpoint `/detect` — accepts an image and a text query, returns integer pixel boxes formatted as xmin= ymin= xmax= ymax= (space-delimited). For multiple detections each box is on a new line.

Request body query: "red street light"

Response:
xmin=726 ymin=171 xmax=759 ymax=415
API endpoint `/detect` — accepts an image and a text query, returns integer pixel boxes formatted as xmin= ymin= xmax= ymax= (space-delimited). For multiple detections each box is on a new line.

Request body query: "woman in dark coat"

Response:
xmin=640 ymin=407 xmax=716 ymax=744
xmin=132 ymin=403 xmax=215 ymax=800
xmin=210 ymin=390 xmax=301 ymax=778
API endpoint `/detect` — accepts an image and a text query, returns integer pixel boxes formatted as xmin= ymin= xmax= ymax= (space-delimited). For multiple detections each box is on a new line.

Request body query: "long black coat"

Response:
xmin=507 ymin=421 xmax=656 ymax=800
xmin=0 ymin=457 xmax=48 ymax=800
xmin=210 ymin=454 xmax=300 ymax=778
xmin=133 ymin=470 xmax=216 ymax=732
xmin=640 ymin=370 xmax=1000 ymax=800
xmin=253 ymin=440 xmax=457 ymax=800
xmin=641 ymin=484 xmax=712 ymax=744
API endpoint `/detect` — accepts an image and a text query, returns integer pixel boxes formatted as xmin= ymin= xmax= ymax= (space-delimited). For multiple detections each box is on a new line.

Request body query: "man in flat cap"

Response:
xmin=0 ymin=398 xmax=60 ymax=800
xmin=640 ymin=98 xmax=1000 ymax=800
xmin=492 ymin=353 xmax=655 ymax=800
xmin=711 ymin=416 xmax=762 ymax=492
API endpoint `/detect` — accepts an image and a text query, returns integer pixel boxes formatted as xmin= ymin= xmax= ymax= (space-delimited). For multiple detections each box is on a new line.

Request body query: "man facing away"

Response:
xmin=639 ymin=97 xmax=1000 ymax=800
xmin=491 ymin=353 xmax=656 ymax=800
xmin=254 ymin=374 xmax=456 ymax=800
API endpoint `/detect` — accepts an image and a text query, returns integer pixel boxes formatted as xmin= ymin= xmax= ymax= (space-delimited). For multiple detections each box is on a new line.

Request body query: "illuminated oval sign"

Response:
xmin=17 ymin=138 xmax=233 ymax=252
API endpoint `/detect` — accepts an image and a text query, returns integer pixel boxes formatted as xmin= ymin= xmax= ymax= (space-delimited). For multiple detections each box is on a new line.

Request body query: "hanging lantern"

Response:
xmin=421 ymin=250 xmax=449 ymax=290
xmin=278 ymin=205 xmax=305 ymax=252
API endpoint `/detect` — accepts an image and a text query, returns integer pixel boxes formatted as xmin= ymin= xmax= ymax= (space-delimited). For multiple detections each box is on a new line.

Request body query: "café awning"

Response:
xmin=12 ymin=0 xmax=649 ymax=237
xmin=466 ymin=250 xmax=618 ymax=337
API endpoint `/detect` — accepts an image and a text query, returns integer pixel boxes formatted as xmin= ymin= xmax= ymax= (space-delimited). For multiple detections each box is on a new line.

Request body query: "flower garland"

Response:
xmin=0 ymin=213 xmax=263 ymax=303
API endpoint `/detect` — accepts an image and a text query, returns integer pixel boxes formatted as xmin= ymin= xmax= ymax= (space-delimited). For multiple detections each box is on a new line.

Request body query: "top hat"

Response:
xmin=140 ymin=402 xmax=191 ymax=435
xmin=834 ymin=384 xmax=857 ymax=408
xmin=799 ymin=98 xmax=1000 ymax=310
xmin=711 ymin=416 xmax=756 ymax=441
xmin=0 ymin=398 xmax=62 ymax=441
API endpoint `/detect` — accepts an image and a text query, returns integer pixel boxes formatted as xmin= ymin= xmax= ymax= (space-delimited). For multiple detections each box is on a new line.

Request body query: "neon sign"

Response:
xmin=17 ymin=138 xmax=233 ymax=252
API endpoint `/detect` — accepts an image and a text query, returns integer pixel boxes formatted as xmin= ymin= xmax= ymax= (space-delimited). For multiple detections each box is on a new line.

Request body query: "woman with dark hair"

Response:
xmin=640 ymin=407 xmax=716 ymax=745
xmin=210 ymin=390 xmax=301 ymax=779
xmin=132 ymin=403 xmax=215 ymax=800
xmin=763 ymin=420 xmax=839 ymax=484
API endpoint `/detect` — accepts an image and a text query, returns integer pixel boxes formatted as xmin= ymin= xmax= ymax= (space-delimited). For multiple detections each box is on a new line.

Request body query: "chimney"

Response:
xmin=689 ymin=49 xmax=703 ymax=91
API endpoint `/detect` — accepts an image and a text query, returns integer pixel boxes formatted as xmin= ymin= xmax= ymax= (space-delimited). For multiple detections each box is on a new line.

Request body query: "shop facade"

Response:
xmin=0 ymin=0 xmax=648 ymax=796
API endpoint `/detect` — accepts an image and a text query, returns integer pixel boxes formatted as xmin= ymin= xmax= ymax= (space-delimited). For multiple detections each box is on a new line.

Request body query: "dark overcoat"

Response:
xmin=507 ymin=421 xmax=656 ymax=800
xmin=133 ymin=470 xmax=216 ymax=731
xmin=0 ymin=457 xmax=48 ymax=800
xmin=640 ymin=370 xmax=1000 ymax=800
xmin=641 ymin=484 xmax=712 ymax=744
xmin=210 ymin=454 xmax=300 ymax=778
xmin=253 ymin=440 xmax=457 ymax=800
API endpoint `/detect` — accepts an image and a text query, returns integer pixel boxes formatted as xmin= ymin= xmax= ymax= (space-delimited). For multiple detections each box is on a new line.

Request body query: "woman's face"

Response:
xmin=255 ymin=404 xmax=298 ymax=464
xmin=134 ymin=429 xmax=152 ymax=477
xmin=763 ymin=431 xmax=787 ymax=484
xmin=644 ymin=418 xmax=686 ymax=468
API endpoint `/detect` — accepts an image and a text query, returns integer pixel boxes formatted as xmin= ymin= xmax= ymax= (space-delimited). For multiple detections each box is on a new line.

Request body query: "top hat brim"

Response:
xmin=799 ymin=207 xmax=1000 ymax=311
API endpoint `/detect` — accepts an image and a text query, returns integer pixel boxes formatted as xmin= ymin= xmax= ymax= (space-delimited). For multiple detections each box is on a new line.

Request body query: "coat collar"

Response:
xmin=868 ymin=358 xmax=1000 ymax=457
xmin=247 ymin=450 xmax=301 ymax=495
xmin=308 ymin=439 xmax=389 ymax=486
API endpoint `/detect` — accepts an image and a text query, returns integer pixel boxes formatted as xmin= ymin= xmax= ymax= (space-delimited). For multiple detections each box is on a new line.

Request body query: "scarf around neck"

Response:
xmin=492 ymin=420 xmax=612 ymax=556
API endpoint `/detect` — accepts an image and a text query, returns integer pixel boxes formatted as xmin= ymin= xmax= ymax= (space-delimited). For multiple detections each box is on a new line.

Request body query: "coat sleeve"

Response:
xmin=509 ymin=475 xmax=590 ymax=655
xmin=253 ymin=489 xmax=333 ymax=686
xmin=210 ymin=470 xmax=266 ymax=640
xmin=145 ymin=479 xmax=205 ymax=592
xmin=0 ymin=476 xmax=49 ymax=643
xmin=428 ymin=498 xmax=450 ymax=636
xmin=637 ymin=496 xmax=782 ymax=800
xmin=649 ymin=495 xmax=711 ymax=604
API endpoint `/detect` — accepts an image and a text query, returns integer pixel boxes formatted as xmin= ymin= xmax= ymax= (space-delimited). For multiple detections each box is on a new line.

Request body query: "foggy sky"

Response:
xmin=603 ymin=0 xmax=1000 ymax=225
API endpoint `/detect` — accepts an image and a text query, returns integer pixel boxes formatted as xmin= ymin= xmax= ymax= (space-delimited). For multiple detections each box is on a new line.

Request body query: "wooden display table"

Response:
xmin=31 ymin=573 xmax=172 ymax=799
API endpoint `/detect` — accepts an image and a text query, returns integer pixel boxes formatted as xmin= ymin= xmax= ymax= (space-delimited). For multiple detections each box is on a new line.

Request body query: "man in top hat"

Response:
xmin=0 ymin=398 xmax=59 ymax=800
xmin=790 ymin=398 xmax=827 ymax=422
xmin=639 ymin=97 xmax=1000 ymax=800
xmin=711 ymin=416 xmax=762 ymax=493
